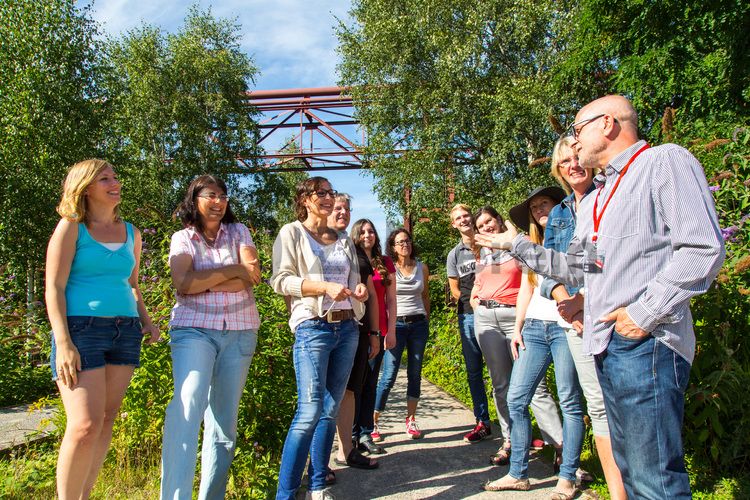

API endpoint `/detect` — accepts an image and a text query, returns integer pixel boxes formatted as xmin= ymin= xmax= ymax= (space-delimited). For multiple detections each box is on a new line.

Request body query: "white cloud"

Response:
xmin=82 ymin=0 xmax=351 ymax=89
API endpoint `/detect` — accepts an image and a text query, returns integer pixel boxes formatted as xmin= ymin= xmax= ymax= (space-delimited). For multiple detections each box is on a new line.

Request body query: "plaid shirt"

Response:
xmin=169 ymin=223 xmax=260 ymax=331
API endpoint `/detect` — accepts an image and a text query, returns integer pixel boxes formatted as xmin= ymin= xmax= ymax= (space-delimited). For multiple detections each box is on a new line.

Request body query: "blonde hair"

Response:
xmin=550 ymin=136 xmax=576 ymax=195
xmin=449 ymin=203 xmax=472 ymax=220
xmin=526 ymin=207 xmax=546 ymax=287
xmin=56 ymin=159 xmax=119 ymax=222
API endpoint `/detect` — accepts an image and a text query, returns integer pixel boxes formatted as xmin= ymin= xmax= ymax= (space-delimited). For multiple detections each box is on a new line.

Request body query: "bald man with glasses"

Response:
xmin=476 ymin=95 xmax=725 ymax=499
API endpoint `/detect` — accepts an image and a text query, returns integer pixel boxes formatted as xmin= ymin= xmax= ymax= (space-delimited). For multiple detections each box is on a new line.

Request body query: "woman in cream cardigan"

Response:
xmin=272 ymin=176 xmax=368 ymax=500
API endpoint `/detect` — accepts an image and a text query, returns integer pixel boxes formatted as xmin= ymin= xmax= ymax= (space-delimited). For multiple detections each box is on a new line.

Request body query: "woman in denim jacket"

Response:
xmin=538 ymin=137 xmax=626 ymax=500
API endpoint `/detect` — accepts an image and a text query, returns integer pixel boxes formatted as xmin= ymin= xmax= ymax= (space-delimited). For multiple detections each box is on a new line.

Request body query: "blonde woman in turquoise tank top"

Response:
xmin=45 ymin=159 xmax=159 ymax=500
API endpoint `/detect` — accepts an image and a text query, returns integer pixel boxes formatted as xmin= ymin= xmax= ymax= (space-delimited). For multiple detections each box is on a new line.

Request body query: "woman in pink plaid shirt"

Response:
xmin=160 ymin=175 xmax=262 ymax=500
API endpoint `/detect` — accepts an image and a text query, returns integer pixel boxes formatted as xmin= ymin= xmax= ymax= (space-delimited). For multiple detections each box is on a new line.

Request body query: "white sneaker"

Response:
xmin=306 ymin=487 xmax=336 ymax=500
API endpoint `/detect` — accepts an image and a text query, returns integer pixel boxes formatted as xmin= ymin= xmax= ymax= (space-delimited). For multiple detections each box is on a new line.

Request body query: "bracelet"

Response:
xmin=369 ymin=330 xmax=380 ymax=337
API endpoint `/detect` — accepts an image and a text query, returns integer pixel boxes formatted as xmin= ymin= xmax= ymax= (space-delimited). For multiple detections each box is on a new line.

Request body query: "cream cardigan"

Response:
xmin=271 ymin=220 xmax=365 ymax=331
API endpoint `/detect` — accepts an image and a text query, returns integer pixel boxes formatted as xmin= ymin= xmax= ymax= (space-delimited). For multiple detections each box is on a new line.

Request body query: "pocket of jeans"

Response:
xmin=66 ymin=317 xmax=91 ymax=335
xmin=613 ymin=328 xmax=650 ymax=343
xmin=238 ymin=332 xmax=258 ymax=357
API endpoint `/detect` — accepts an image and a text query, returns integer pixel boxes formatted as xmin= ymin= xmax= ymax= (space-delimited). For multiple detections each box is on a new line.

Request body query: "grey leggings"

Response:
xmin=474 ymin=305 xmax=563 ymax=446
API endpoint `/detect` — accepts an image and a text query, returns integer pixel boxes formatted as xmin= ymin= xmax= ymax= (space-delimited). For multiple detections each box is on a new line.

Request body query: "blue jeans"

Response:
xmin=276 ymin=319 xmax=358 ymax=500
xmin=596 ymin=332 xmax=692 ymax=499
xmin=458 ymin=313 xmax=490 ymax=425
xmin=375 ymin=318 xmax=429 ymax=411
xmin=507 ymin=319 xmax=584 ymax=482
xmin=51 ymin=316 xmax=142 ymax=378
xmin=160 ymin=326 xmax=257 ymax=500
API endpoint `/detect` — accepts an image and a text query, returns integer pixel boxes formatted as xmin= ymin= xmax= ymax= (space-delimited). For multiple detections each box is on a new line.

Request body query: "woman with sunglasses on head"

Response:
xmin=160 ymin=175 xmax=262 ymax=500
xmin=539 ymin=137 xmax=626 ymax=499
xmin=469 ymin=206 xmax=563 ymax=470
xmin=483 ymin=187 xmax=584 ymax=500
xmin=272 ymin=177 xmax=368 ymax=500
xmin=374 ymin=228 xmax=430 ymax=440
xmin=45 ymin=159 xmax=160 ymax=500
xmin=349 ymin=219 xmax=397 ymax=453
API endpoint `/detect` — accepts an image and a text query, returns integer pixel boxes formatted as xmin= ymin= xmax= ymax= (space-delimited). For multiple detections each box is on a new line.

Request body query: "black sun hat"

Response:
xmin=509 ymin=186 xmax=566 ymax=233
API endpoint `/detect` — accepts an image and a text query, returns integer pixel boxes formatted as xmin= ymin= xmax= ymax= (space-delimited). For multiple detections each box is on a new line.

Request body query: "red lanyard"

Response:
xmin=591 ymin=143 xmax=650 ymax=243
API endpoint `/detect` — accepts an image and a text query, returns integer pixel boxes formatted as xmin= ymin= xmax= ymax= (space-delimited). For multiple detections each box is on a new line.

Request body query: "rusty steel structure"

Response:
xmin=242 ymin=86 xmax=366 ymax=172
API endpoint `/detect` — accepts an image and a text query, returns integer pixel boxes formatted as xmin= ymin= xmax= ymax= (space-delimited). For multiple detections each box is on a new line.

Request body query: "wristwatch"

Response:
xmin=369 ymin=330 xmax=380 ymax=337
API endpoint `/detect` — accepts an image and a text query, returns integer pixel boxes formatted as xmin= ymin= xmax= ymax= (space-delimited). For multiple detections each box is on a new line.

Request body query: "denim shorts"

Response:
xmin=50 ymin=316 xmax=142 ymax=380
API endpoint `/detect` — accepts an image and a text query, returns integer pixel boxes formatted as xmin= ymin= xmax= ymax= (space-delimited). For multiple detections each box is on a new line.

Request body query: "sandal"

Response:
xmin=334 ymin=448 xmax=379 ymax=470
xmin=549 ymin=478 xmax=577 ymax=499
xmin=489 ymin=445 xmax=512 ymax=466
xmin=549 ymin=490 xmax=577 ymax=500
xmin=483 ymin=475 xmax=531 ymax=491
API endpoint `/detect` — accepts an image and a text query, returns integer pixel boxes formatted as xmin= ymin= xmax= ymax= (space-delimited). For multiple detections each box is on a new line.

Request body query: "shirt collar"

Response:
xmin=186 ymin=223 xmax=227 ymax=242
xmin=605 ymin=140 xmax=648 ymax=176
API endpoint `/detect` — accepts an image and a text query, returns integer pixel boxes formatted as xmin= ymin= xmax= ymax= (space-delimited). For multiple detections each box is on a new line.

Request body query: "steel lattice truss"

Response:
xmin=241 ymin=86 xmax=366 ymax=172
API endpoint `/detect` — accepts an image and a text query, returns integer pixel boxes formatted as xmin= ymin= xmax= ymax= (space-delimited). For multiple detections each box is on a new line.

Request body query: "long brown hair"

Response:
xmin=352 ymin=218 xmax=390 ymax=286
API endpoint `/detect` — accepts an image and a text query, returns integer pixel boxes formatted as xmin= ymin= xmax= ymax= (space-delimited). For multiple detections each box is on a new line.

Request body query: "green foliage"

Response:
xmin=0 ymin=270 xmax=55 ymax=406
xmin=0 ymin=0 xmax=102 ymax=290
xmin=674 ymin=124 xmax=750 ymax=481
xmin=337 ymin=0 xmax=571 ymax=220
xmin=101 ymin=5 xmax=262 ymax=223
xmin=560 ymin=0 xmax=750 ymax=135
xmin=0 ymin=336 xmax=53 ymax=407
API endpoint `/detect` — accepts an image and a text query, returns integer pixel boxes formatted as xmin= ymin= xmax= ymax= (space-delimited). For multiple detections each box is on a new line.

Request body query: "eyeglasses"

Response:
xmin=557 ymin=157 xmax=578 ymax=170
xmin=198 ymin=193 xmax=229 ymax=202
xmin=565 ymin=114 xmax=617 ymax=140
xmin=394 ymin=239 xmax=412 ymax=247
xmin=310 ymin=189 xmax=338 ymax=199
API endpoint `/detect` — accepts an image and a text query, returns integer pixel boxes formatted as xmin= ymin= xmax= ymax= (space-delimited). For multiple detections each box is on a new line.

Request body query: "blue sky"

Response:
xmin=80 ymin=0 xmax=389 ymax=241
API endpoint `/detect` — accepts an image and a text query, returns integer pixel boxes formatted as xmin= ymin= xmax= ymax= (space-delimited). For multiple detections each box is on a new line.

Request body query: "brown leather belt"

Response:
xmin=315 ymin=309 xmax=355 ymax=323
xmin=479 ymin=299 xmax=513 ymax=309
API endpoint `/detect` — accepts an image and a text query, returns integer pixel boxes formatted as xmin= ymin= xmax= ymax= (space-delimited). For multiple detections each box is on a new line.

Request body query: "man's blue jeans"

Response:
xmin=160 ymin=326 xmax=257 ymax=500
xmin=458 ymin=313 xmax=490 ymax=425
xmin=506 ymin=319 xmax=584 ymax=482
xmin=375 ymin=318 xmax=429 ymax=411
xmin=596 ymin=332 xmax=692 ymax=499
xmin=275 ymin=319 xmax=358 ymax=500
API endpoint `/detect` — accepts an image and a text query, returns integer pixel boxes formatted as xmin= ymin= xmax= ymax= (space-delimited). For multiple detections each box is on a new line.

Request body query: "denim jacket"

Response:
xmin=540 ymin=185 xmax=595 ymax=299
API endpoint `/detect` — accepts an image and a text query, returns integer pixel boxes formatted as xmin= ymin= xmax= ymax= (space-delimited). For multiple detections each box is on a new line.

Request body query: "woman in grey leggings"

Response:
xmin=469 ymin=206 xmax=562 ymax=466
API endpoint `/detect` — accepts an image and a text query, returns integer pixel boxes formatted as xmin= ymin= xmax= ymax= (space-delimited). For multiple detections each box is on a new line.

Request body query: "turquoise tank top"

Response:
xmin=65 ymin=222 xmax=139 ymax=317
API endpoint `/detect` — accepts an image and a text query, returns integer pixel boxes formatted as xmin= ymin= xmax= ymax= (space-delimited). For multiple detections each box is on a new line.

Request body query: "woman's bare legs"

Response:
xmin=595 ymin=435 xmax=627 ymax=500
xmin=57 ymin=365 xmax=134 ymax=500
xmin=335 ymin=390 xmax=356 ymax=462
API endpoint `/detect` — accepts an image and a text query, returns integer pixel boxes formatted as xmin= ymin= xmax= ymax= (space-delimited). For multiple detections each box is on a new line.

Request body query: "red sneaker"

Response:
xmin=370 ymin=423 xmax=383 ymax=442
xmin=405 ymin=417 xmax=423 ymax=439
xmin=463 ymin=421 xmax=491 ymax=443
xmin=531 ymin=438 xmax=545 ymax=450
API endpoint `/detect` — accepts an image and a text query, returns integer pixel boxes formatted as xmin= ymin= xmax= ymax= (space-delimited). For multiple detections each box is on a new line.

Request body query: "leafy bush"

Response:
xmin=0 ymin=270 xmax=55 ymax=407
xmin=676 ymin=124 xmax=750 ymax=483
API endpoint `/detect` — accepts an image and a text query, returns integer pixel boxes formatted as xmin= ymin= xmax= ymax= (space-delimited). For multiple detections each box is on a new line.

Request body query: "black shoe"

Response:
xmin=358 ymin=437 xmax=385 ymax=455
